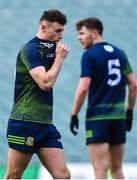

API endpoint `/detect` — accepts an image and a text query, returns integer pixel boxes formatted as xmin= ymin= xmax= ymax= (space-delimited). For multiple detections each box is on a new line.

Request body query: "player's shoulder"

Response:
xmin=18 ymin=38 xmax=39 ymax=58
xmin=29 ymin=36 xmax=56 ymax=50
xmin=104 ymin=42 xmax=125 ymax=53
xmin=82 ymin=49 xmax=92 ymax=60
xmin=19 ymin=37 xmax=51 ymax=55
xmin=102 ymin=42 xmax=127 ymax=57
xmin=22 ymin=37 xmax=56 ymax=51
xmin=112 ymin=45 xmax=127 ymax=59
xmin=82 ymin=42 xmax=105 ymax=58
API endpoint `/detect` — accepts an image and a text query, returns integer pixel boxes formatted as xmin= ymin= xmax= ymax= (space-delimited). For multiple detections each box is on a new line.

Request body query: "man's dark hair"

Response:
xmin=76 ymin=17 xmax=103 ymax=35
xmin=39 ymin=9 xmax=67 ymax=25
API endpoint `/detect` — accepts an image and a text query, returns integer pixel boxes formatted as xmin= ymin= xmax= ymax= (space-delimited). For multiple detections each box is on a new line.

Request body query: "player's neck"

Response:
xmin=36 ymin=32 xmax=50 ymax=41
xmin=93 ymin=36 xmax=103 ymax=45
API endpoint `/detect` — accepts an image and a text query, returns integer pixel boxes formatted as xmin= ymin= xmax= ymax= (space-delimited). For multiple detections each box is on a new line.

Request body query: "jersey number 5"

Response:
xmin=107 ymin=59 xmax=121 ymax=86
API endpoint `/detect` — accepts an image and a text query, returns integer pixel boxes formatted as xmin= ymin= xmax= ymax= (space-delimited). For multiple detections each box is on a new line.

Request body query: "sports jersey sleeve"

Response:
xmin=122 ymin=50 xmax=133 ymax=76
xmin=20 ymin=45 xmax=44 ymax=71
xmin=80 ymin=50 xmax=93 ymax=77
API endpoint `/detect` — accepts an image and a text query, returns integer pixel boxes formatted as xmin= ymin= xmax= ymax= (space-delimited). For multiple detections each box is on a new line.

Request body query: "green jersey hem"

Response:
xmin=9 ymin=117 xmax=53 ymax=124
xmin=86 ymin=116 xmax=125 ymax=121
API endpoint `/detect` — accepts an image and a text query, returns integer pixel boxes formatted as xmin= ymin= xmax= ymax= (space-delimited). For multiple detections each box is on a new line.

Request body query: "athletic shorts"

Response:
xmin=85 ymin=120 xmax=126 ymax=145
xmin=7 ymin=119 xmax=63 ymax=153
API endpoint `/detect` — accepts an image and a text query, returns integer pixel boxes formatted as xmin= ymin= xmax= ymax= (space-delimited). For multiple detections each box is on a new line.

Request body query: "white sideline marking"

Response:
xmin=38 ymin=163 xmax=137 ymax=179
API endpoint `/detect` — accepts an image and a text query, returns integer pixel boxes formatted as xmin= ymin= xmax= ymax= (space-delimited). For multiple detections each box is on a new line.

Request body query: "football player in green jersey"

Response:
xmin=5 ymin=9 xmax=70 ymax=179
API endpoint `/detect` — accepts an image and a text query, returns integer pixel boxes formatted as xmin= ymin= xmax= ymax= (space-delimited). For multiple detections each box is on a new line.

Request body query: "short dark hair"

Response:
xmin=39 ymin=9 xmax=67 ymax=25
xmin=76 ymin=17 xmax=103 ymax=35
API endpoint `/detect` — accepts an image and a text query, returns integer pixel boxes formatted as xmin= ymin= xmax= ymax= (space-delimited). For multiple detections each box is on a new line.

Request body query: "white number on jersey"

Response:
xmin=107 ymin=59 xmax=121 ymax=86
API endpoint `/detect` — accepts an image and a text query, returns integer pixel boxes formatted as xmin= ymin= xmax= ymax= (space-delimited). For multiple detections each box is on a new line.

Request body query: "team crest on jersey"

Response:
xmin=104 ymin=45 xmax=114 ymax=52
xmin=25 ymin=136 xmax=34 ymax=146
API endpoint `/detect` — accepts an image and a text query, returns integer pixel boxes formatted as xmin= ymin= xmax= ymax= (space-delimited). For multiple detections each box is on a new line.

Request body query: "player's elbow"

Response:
xmin=128 ymin=81 xmax=137 ymax=95
xmin=134 ymin=83 xmax=137 ymax=95
xmin=38 ymin=82 xmax=52 ymax=91
xmin=134 ymin=82 xmax=137 ymax=93
xmin=80 ymin=88 xmax=88 ymax=96
xmin=127 ymin=73 xmax=137 ymax=94
xmin=131 ymin=81 xmax=137 ymax=91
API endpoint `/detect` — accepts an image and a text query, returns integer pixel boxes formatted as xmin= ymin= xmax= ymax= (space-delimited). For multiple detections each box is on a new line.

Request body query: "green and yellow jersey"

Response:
xmin=10 ymin=36 xmax=56 ymax=124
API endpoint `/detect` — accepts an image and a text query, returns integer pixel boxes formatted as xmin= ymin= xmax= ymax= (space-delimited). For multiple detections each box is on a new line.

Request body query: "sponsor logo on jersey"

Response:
xmin=104 ymin=45 xmax=114 ymax=52
xmin=47 ymin=53 xmax=55 ymax=58
xmin=26 ymin=136 xmax=34 ymax=146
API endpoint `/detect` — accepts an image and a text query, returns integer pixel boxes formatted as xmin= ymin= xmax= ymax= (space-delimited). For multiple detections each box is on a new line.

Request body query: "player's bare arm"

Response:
xmin=71 ymin=77 xmax=91 ymax=115
xmin=30 ymin=43 xmax=70 ymax=91
xmin=127 ymin=73 xmax=137 ymax=109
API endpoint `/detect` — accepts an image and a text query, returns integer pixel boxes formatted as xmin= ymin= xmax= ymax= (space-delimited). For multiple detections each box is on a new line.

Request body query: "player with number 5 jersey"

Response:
xmin=81 ymin=42 xmax=132 ymax=121
xmin=70 ymin=17 xmax=137 ymax=179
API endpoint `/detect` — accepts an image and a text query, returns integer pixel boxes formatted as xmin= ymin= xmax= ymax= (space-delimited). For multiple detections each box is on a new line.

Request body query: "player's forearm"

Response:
xmin=71 ymin=87 xmax=87 ymax=115
xmin=127 ymin=84 xmax=137 ymax=109
xmin=43 ymin=57 xmax=64 ymax=90
xmin=42 ymin=44 xmax=69 ymax=91
xmin=126 ymin=73 xmax=137 ymax=109
xmin=31 ymin=43 xmax=69 ymax=91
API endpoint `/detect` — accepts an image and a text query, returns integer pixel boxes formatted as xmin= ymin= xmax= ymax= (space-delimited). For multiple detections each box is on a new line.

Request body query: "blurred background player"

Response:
xmin=70 ymin=17 xmax=137 ymax=179
xmin=5 ymin=9 xmax=70 ymax=179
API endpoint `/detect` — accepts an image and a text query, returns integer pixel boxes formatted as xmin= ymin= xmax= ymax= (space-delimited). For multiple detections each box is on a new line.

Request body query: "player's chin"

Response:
xmin=53 ymin=38 xmax=61 ymax=43
xmin=80 ymin=42 xmax=87 ymax=49
xmin=83 ymin=43 xmax=92 ymax=49
xmin=82 ymin=44 xmax=88 ymax=49
xmin=55 ymin=38 xmax=62 ymax=42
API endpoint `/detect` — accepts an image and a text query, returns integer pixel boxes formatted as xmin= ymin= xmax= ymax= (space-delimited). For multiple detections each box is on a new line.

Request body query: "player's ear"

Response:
xmin=40 ymin=24 xmax=46 ymax=32
xmin=91 ymin=30 xmax=98 ymax=39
